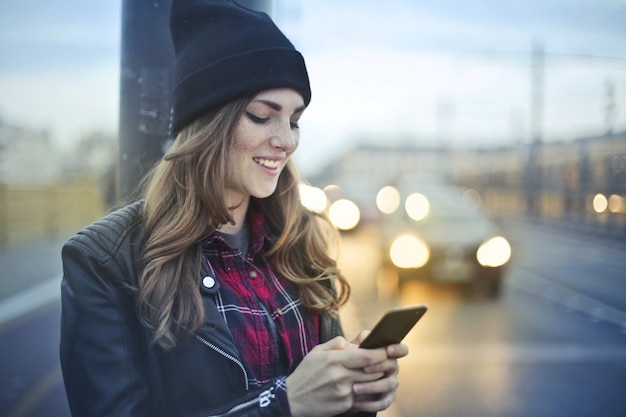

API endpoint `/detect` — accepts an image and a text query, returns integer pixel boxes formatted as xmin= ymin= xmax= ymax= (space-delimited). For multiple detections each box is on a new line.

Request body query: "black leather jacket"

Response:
xmin=60 ymin=202 xmax=368 ymax=417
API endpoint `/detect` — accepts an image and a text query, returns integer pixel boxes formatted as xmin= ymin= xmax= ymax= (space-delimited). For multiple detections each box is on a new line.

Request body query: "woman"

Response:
xmin=60 ymin=1 xmax=408 ymax=416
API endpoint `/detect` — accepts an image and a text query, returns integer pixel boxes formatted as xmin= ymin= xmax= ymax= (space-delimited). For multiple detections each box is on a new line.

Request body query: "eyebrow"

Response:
xmin=254 ymin=99 xmax=306 ymax=114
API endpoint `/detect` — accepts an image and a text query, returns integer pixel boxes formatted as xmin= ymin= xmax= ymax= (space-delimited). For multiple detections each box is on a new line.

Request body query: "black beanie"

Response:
xmin=169 ymin=0 xmax=311 ymax=135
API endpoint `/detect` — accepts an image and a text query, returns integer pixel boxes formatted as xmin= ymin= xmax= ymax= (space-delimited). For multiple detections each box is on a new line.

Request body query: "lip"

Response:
xmin=253 ymin=156 xmax=283 ymax=174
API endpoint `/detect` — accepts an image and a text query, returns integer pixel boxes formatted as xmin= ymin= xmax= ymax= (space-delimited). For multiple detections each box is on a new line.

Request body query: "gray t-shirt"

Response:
xmin=216 ymin=223 xmax=250 ymax=255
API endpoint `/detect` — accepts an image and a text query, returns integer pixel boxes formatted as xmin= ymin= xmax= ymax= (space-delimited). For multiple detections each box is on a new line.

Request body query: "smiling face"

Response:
xmin=226 ymin=88 xmax=305 ymax=206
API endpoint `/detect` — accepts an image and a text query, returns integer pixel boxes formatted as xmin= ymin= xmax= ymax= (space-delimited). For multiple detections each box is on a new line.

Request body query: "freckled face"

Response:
xmin=226 ymin=88 xmax=305 ymax=205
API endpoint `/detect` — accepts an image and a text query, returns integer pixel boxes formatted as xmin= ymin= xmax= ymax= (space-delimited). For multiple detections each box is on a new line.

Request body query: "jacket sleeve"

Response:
xmin=194 ymin=374 xmax=373 ymax=417
xmin=189 ymin=377 xmax=292 ymax=417
xmin=60 ymin=237 xmax=152 ymax=417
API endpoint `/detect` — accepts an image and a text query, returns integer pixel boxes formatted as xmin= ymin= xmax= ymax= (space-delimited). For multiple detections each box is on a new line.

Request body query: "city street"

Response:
xmin=1 ymin=216 xmax=626 ymax=417
xmin=338 ymin=219 xmax=626 ymax=417
xmin=2 ymin=1 xmax=624 ymax=416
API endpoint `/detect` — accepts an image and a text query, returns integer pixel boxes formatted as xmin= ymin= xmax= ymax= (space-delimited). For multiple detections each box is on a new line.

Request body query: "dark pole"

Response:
xmin=118 ymin=0 xmax=273 ymax=200
xmin=118 ymin=0 xmax=174 ymax=201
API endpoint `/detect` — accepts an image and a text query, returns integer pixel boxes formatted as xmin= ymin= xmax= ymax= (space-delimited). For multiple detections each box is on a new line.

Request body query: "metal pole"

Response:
xmin=118 ymin=0 xmax=273 ymax=200
xmin=118 ymin=0 xmax=174 ymax=201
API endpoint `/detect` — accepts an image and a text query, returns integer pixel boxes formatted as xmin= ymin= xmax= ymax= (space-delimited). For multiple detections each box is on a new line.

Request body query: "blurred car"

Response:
xmin=378 ymin=182 xmax=511 ymax=298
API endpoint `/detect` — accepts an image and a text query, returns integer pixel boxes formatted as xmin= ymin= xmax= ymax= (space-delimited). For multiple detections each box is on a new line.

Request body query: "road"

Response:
xmin=1 ymin=217 xmax=625 ymax=417
xmin=337 ymin=219 xmax=626 ymax=417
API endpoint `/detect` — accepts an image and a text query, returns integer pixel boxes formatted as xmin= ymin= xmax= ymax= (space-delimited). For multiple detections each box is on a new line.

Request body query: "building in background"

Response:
xmin=307 ymin=132 xmax=626 ymax=237
xmin=0 ymin=118 xmax=59 ymax=185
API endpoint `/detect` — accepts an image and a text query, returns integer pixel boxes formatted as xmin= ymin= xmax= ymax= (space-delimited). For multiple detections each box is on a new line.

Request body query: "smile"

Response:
xmin=254 ymin=158 xmax=280 ymax=169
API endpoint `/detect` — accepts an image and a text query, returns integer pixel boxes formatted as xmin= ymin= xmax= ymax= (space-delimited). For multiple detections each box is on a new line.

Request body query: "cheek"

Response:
xmin=232 ymin=125 xmax=262 ymax=153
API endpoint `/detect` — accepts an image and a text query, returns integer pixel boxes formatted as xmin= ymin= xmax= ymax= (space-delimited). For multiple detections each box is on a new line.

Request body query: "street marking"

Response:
xmin=6 ymin=366 xmax=64 ymax=417
xmin=0 ymin=275 xmax=61 ymax=327
xmin=507 ymin=267 xmax=626 ymax=332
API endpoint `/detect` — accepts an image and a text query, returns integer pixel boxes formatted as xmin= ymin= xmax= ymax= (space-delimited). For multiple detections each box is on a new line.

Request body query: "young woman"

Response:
xmin=59 ymin=1 xmax=408 ymax=416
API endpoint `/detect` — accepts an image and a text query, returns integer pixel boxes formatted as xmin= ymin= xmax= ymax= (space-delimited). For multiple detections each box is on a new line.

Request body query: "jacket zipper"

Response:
xmin=193 ymin=253 xmax=280 ymax=416
xmin=193 ymin=336 xmax=266 ymax=416
xmin=193 ymin=332 xmax=250 ymax=391
xmin=204 ymin=397 xmax=258 ymax=417
xmin=203 ymin=386 xmax=276 ymax=417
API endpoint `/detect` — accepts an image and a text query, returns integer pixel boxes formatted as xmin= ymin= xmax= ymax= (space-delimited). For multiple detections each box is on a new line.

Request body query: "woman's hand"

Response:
xmin=349 ymin=330 xmax=409 ymax=413
xmin=286 ymin=334 xmax=409 ymax=417
xmin=286 ymin=336 xmax=388 ymax=417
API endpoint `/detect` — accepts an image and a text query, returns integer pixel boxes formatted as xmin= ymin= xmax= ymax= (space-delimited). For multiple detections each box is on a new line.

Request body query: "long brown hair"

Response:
xmin=138 ymin=97 xmax=350 ymax=349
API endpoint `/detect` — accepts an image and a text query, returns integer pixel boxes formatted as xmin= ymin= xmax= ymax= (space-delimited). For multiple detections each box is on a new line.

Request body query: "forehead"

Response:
xmin=250 ymin=88 xmax=305 ymax=109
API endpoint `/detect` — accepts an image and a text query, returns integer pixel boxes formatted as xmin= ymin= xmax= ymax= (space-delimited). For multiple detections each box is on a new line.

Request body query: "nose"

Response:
xmin=269 ymin=121 xmax=298 ymax=153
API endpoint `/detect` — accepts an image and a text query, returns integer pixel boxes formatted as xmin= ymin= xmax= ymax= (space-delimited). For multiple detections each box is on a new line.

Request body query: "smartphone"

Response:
xmin=359 ymin=305 xmax=427 ymax=349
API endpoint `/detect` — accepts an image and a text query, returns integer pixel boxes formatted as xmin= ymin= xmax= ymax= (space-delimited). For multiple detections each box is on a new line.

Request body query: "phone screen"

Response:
xmin=359 ymin=305 xmax=427 ymax=349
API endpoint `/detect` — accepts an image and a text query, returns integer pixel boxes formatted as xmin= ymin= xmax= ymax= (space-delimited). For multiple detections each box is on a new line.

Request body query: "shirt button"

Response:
xmin=202 ymin=276 xmax=216 ymax=288
xmin=248 ymin=271 xmax=258 ymax=279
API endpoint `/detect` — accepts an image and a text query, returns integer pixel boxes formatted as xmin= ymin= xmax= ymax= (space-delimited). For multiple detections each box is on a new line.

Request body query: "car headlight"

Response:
xmin=476 ymin=236 xmax=511 ymax=267
xmin=390 ymin=234 xmax=430 ymax=268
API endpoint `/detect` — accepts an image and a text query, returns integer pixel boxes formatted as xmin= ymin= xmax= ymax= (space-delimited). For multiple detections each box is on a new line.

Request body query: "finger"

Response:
xmin=386 ymin=343 xmax=409 ymax=359
xmin=314 ymin=336 xmax=354 ymax=351
xmin=339 ymin=348 xmax=388 ymax=369
xmin=353 ymin=373 xmax=398 ymax=396
xmin=350 ymin=369 xmax=386 ymax=383
xmin=352 ymin=390 xmax=396 ymax=413
xmin=363 ymin=358 xmax=398 ymax=374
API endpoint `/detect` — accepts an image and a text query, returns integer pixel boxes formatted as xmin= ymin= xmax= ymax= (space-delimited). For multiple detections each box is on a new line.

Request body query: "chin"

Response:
xmin=254 ymin=191 xmax=277 ymax=199
xmin=247 ymin=177 xmax=281 ymax=199
xmin=251 ymin=186 xmax=279 ymax=199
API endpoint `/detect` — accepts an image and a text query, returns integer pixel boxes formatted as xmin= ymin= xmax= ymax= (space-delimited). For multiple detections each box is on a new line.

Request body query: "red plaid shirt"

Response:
xmin=202 ymin=204 xmax=320 ymax=387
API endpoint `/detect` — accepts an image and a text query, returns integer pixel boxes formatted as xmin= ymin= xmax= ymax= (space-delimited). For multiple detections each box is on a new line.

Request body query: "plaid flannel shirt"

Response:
xmin=202 ymin=205 xmax=320 ymax=388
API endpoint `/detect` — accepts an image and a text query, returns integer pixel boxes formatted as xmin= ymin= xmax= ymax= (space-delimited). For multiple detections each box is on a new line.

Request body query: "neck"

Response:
xmin=218 ymin=196 xmax=250 ymax=235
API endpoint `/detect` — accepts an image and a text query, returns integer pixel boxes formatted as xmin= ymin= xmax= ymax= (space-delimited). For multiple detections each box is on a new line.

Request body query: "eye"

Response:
xmin=290 ymin=120 xmax=300 ymax=129
xmin=245 ymin=112 xmax=269 ymax=124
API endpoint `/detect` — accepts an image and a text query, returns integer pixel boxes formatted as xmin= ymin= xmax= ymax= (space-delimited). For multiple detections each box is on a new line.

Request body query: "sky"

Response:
xmin=1 ymin=0 xmax=625 ymax=175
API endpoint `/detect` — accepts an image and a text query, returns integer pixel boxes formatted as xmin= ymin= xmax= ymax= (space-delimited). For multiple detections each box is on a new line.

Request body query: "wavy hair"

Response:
xmin=137 ymin=97 xmax=350 ymax=349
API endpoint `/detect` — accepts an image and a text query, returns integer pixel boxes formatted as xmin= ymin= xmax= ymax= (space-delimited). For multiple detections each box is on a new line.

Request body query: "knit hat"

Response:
xmin=169 ymin=0 xmax=311 ymax=135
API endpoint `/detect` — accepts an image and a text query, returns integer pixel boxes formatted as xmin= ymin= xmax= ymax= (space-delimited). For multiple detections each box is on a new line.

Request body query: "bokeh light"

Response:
xmin=328 ymin=199 xmax=360 ymax=231
xmin=405 ymin=193 xmax=430 ymax=221
xmin=376 ymin=185 xmax=401 ymax=214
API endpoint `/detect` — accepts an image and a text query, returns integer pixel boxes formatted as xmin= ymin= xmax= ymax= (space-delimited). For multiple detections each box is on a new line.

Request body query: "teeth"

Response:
xmin=255 ymin=158 xmax=279 ymax=169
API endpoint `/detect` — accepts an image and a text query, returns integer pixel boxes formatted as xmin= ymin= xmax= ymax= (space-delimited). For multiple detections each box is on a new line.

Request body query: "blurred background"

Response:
xmin=1 ymin=1 xmax=625 ymax=416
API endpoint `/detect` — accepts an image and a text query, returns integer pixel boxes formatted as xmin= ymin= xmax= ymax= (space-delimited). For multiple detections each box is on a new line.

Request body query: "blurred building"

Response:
xmin=0 ymin=119 xmax=59 ymax=185
xmin=307 ymin=132 xmax=626 ymax=236
xmin=0 ymin=121 xmax=117 ymax=246
xmin=62 ymin=131 xmax=117 ymax=178
xmin=308 ymin=142 xmax=451 ymax=222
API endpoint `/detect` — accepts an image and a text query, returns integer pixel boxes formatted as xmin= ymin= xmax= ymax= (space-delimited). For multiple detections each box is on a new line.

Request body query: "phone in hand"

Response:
xmin=359 ymin=305 xmax=427 ymax=349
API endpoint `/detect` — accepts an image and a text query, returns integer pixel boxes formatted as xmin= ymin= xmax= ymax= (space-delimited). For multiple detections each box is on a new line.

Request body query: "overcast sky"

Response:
xmin=1 ymin=0 xmax=625 ymax=175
